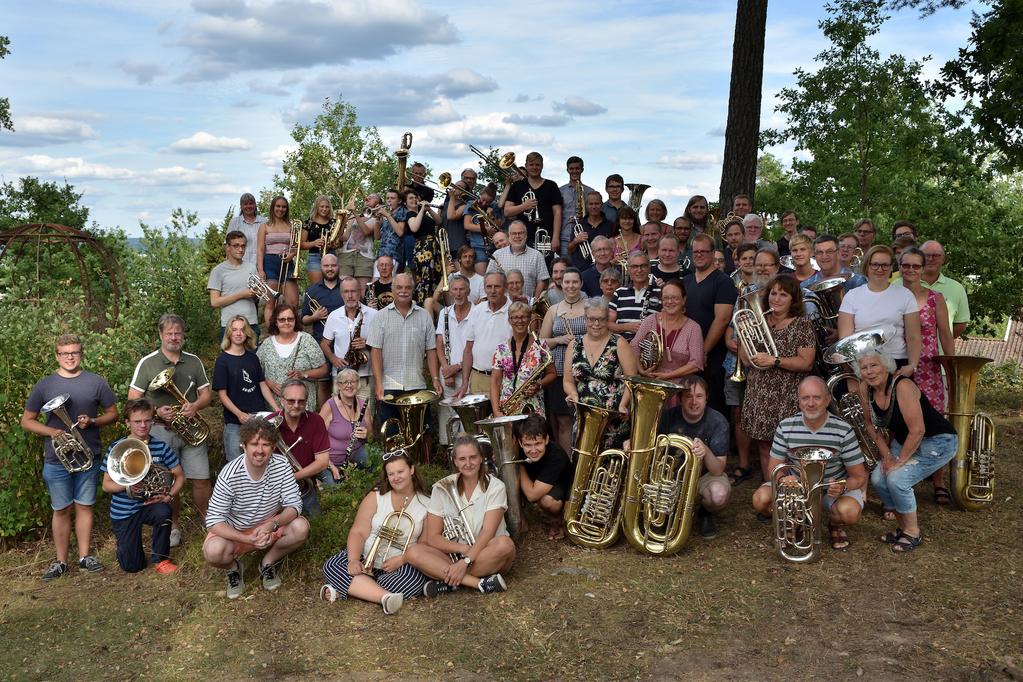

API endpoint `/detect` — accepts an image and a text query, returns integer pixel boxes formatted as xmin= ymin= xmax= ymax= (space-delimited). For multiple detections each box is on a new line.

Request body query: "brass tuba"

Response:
xmin=620 ymin=376 xmax=702 ymax=556
xmin=475 ymin=414 xmax=528 ymax=540
xmin=107 ymin=437 xmax=173 ymax=499
xmin=379 ymin=390 xmax=439 ymax=462
xmin=395 ymin=131 xmax=412 ymax=190
xmin=147 ymin=368 xmax=210 ymax=446
xmin=563 ymin=400 xmax=624 ymax=549
xmin=937 ymin=354 xmax=996 ymax=510
xmin=732 ymin=287 xmax=778 ymax=370
xmin=39 ymin=393 xmax=94 ymax=473
xmin=498 ymin=333 xmax=552 ymax=416
xmin=771 ymin=446 xmax=842 ymax=563
xmin=362 ymin=495 xmax=416 ymax=576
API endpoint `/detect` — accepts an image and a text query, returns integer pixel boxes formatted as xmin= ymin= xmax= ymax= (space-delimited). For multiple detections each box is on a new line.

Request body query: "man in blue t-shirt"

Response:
xmin=101 ymin=399 xmax=185 ymax=574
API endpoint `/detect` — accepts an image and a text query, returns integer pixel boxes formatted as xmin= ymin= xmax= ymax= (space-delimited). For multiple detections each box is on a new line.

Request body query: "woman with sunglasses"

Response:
xmin=256 ymin=303 xmax=328 ymax=412
xmin=320 ymin=449 xmax=431 ymax=614
xmin=318 ymin=368 xmax=371 ymax=482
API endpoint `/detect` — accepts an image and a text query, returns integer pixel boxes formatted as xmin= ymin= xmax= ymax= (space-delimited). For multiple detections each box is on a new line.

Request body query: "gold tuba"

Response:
xmin=620 ymin=376 xmax=702 ymax=556
xmin=362 ymin=495 xmax=416 ymax=576
xmin=937 ymin=354 xmax=996 ymax=510
xmin=498 ymin=333 xmax=552 ymax=416
xmin=379 ymin=390 xmax=439 ymax=462
xmin=771 ymin=446 xmax=842 ymax=563
xmin=475 ymin=414 xmax=528 ymax=540
xmin=147 ymin=368 xmax=210 ymax=446
xmin=39 ymin=393 xmax=94 ymax=473
xmin=563 ymin=400 xmax=624 ymax=549
xmin=107 ymin=437 xmax=173 ymax=499
xmin=732 ymin=287 xmax=778 ymax=370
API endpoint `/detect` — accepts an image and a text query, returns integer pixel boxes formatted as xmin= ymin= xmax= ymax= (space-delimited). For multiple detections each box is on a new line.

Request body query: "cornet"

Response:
xmin=571 ymin=218 xmax=592 ymax=264
xmin=521 ymin=188 xmax=540 ymax=225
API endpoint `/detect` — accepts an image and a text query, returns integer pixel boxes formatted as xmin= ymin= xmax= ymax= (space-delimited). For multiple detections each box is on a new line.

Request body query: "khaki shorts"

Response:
xmin=151 ymin=423 xmax=210 ymax=479
xmin=339 ymin=250 xmax=374 ymax=278
xmin=698 ymin=473 xmax=731 ymax=498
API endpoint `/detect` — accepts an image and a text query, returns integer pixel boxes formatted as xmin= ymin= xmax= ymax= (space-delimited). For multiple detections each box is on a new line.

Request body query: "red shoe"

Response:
xmin=155 ymin=559 xmax=178 ymax=574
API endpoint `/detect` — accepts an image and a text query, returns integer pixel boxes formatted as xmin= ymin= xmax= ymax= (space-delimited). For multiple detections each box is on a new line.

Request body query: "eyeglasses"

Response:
xmin=56 ymin=351 xmax=82 ymax=358
xmin=283 ymin=398 xmax=305 ymax=404
xmin=585 ymin=316 xmax=607 ymax=323
xmin=814 ymin=248 xmax=837 ymax=257
xmin=382 ymin=449 xmax=409 ymax=461
xmin=339 ymin=380 xmax=358 ymax=386
xmin=277 ymin=317 xmax=296 ymax=323
xmin=900 ymin=263 xmax=923 ymax=270
xmin=691 ymin=249 xmax=712 ymax=255
xmin=868 ymin=262 xmax=892 ymax=270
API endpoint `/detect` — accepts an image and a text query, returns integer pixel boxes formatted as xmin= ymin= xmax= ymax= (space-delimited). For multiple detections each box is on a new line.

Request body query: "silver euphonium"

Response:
xmin=731 ymin=287 xmax=778 ymax=369
xmin=107 ymin=437 xmax=173 ymax=499
xmin=40 ymin=393 xmax=94 ymax=473
xmin=771 ymin=446 xmax=843 ymax=563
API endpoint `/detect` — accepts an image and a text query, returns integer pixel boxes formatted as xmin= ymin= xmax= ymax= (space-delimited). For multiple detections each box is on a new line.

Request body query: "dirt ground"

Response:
xmin=1 ymin=415 xmax=1021 ymax=681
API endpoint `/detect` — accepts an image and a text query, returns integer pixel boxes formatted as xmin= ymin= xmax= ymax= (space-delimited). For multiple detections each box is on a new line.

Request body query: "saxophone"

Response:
xmin=343 ymin=312 xmax=368 ymax=369
xmin=499 ymin=333 xmax=552 ymax=416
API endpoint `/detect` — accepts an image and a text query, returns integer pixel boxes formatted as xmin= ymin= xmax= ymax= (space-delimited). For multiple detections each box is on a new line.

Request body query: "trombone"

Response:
xmin=468 ymin=144 xmax=520 ymax=181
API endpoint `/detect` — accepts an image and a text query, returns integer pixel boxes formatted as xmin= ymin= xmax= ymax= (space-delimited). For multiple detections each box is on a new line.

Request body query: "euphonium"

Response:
xmin=937 ymin=354 xmax=996 ymax=510
xmin=571 ymin=217 xmax=592 ymax=264
xmin=379 ymin=390 xmax=439 ymax=462
xmin=438 ymin=477 xmax=478 ymax=561
xmin=39 ymin=393 xmax=94 ymax=473
xmin=147 ymin=368 xmax=210 ymax=446
xmin=362 ymin=495 xmax=415 ymax=576
xmin=395 ymin=131 xmax=412 ymax=190
xmin=498 ymin=333 xmax=552 ymax=416
xmin=107 ymin=437 xmax=173 ymax=499
xmin=475 ymin=414 xmax=528 ymax=539
xmin=834 ymin=392 xmax=882 ymax=471
xmin=563 ymin=401 xmax=624 ymax=549
xmin=621 ymin=376 xmax=701 ymax=556
xmin=732 ymin=288 xmax=778 ymax=370
xmin=771 ymin=446 xmax=842 ymax=563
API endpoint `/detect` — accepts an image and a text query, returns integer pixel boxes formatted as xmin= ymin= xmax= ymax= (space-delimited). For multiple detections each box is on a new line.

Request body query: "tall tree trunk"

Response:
xmin=718 ymin=0 xmax=768 ymax=222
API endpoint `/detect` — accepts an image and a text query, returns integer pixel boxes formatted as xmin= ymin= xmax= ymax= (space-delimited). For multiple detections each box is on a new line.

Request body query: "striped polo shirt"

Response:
xmin=103 ymin=437 xmax=178 ymax=521
xmin=769 ymin=413 xmax=863 ymax=480
xmin=205 ymin=454 xmax=302 ymax=530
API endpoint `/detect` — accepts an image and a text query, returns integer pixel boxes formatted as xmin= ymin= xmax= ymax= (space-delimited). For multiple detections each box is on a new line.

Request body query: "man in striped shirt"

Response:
xmin=752 ymin=376 xmax=867 ymax=550
xmin=101 ymin=399 xmax=185 ymax=574
xmin=203 ymin=418 xmax=308 ymax=598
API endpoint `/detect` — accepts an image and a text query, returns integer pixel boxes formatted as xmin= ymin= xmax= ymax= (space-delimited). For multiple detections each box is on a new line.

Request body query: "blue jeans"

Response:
xmin=306 ymin=251 xmax=323 ymax=273
xmin=870 ymin=433 xmax=958 ymax=514
xmin=398 ymin=232 xmax=416 ymax=272
xmin=223 ymin=423 xmax=243 ymax=462
xmin=43 ymin=461 xmax=100 ymax=509
xmin=111 ymin=503 xmax=172 ymax=572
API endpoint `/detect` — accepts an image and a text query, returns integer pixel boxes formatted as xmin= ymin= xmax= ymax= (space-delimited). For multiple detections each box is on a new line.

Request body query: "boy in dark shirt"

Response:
xmin=513 ymin=414 xmax=574 ymax=540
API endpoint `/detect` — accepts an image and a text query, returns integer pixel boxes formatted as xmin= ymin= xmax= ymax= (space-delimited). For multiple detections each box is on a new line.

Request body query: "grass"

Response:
xmin=1 ymin=391 xmax=1021 ymax=680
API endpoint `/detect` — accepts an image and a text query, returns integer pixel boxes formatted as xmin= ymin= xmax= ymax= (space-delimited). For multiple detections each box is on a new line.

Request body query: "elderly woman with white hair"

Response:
xmin=855 ymin=350 xmax=957 ymax=553
xmin=319 ymin=368 xmax=371 ymax=482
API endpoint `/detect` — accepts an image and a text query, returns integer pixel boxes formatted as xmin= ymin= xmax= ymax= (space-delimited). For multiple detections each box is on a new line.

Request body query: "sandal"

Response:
xmin=829 ymin=525 xmax=851 ymax=551
xmin=934 ymin=486 xmax=951 ymax=506
xmin=729 ymin=466 xmax=754 ymax=485
xmin=880 ymin=529 xmax=906 ymax=544
xmin=891 ymin=532 xmax=922 ymax=553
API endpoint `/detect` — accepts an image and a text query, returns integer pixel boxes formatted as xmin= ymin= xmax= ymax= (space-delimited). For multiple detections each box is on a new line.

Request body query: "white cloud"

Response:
xmin=552 ymin=96 xmax=607 ymax=117
xmin=706 ymin=124 xmax=726 ymax=137
xmin=168 ymin=131 xmax=253 ymax=153
xmin=407 ymin=114 xmax=555 ymax=159
xmin=116 ymin=59 xmax=166 ymax=85
xmin=16 ymin=154 xmax=133 ymax=180
xmin=656 ymin=152 xmax=721 ymax=169
xmin=176 ymin=0 xmax=458 ymax=81
xmin=503 ymin=114 xmax=570 ymax=127
xmin=0 ymin=116 xmax=97 ymax=147
xmin=260 ymin=143 xmax=297 ymax=168
xmin=7 ymin=155 xmax=241 ymax=194
xmin=511 ymin=94 xmax=544 ymax=103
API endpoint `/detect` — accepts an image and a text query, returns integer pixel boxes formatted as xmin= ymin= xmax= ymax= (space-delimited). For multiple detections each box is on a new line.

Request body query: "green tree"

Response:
xmin=0 ymin=35 xmax=11 ymax=131
xmin=265 ymin=97 xmax=395 ymax=215
xmin=0 ymin=177 xmax=89 ymax=231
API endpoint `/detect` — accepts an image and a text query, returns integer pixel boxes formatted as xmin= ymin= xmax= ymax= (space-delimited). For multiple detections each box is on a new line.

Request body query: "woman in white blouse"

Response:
xmin=837 ymin=244 xmax=921 ymax=376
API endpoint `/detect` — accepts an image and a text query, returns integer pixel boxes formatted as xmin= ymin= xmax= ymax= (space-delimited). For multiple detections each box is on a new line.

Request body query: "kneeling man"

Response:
xmin=203 ymin=417 xmax=309 ymax=598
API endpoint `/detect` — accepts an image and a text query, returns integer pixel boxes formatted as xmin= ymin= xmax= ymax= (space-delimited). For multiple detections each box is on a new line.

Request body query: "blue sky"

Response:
xmin=0 ymin=0 xmax=977 ymax=235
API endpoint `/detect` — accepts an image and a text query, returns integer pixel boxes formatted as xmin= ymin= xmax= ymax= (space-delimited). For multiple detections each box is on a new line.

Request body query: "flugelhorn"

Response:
xmin=937 ymin=354 xmax=996 ymax=510
xmin=571 ymin=217 xmax=592 ymax=264
xmin=39 ymin=393 xmax=94 ymax=473
xmin=147 ymin=368 xmax=210 ymax=446
xmin=771 ymin=446 xmax=843 ymax=563
xmin=362 ymin=494 xmax=416 ymax=576
xmin=247 ymin=273 xmax=278 ymax=304
xmin=563 ymin=400 xmax=623 ymax=549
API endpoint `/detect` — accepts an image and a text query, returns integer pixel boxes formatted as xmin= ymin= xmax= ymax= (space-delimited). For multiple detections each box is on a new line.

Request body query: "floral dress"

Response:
xmin=571 ymin=333 xmax=629 ymax=448
xmin=740 ymin=317 xmax=816 ymax=441
xmin=915 ymin=290 xmax=945 ymax=412
xmin=411 ymin=212 xmax=441 ymax=306
xmin=493 ymin=336 xmax=551 ymax=416
xmin=256 ymin=332 xmax=327 ymax=412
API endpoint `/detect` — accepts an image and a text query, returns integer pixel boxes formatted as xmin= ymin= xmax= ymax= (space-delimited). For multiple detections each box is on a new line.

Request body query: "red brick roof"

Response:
xmin=954 ymin=322 xmax=1023 ymax=365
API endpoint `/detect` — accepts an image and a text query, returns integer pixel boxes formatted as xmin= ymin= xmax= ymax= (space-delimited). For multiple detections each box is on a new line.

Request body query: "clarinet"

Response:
xmin=639 ymin=274 xmax=654 ymax=320
xmin=443 ymin=307 xmax=452 ymax=364
xmin=345 ymin=397 xmax=369 ymax=463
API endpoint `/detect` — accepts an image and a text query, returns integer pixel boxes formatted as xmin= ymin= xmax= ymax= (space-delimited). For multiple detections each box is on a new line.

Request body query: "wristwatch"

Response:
xmin=773 ymin=356 xmax=781 ymax=368
xmin=271 ymin=520 xmax=279 ymax=532
xmin=462 ymin=556 xmax=473 ymax=567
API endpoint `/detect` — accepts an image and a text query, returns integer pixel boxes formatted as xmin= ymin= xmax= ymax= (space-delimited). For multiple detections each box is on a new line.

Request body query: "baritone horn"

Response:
xmin=938 ymin=354 xmax=996 ymax=510
xmin=732 ymin=287 xmax=778 ymax=370
xmin=147 ymin=368 xmax=210 ymax=446
xmin=39 ymin=393 xmax=94 ymax=473
xmin=771 ymin=447 xmax=843 ymax=563
xmin=563 ymin=400 xmax=624 ymax=549
xmin=379 ymin=390 xmax=439 ymax=462
xmin=362 ymin=494 xmax=416 ymax=576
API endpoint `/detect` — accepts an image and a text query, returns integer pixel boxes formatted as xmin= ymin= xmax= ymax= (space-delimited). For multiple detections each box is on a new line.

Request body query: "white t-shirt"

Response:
xmin=465 ymin=298 xmax=512 ymax=371
xmin=428 ymin=473 xmax=509 ymax=539
xmin=446 ymin=272 xmax=485 ymax=304
xmin=435 ymin=304 xmax=473 ymax=368
xmin=839 ymin=284 xmax=918 ymax=359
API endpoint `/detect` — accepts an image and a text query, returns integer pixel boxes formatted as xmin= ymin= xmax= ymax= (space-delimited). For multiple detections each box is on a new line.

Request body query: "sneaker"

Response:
xmin=381 ymin=592 xmax=404 ymax=615
xmin=478 ymin=573 xmax=507 ymax=594
xmin=260 ymin=562 xmax=282 ymax=591
xmin=154 ymin=559 xmax=178 ymax=574
xmin=79 ymin=555 xmax=105 ymax=573
xmin=423 ymin=580 xmax=458 ymax=598
xmin=319 ymin=584 xmax=338 ymax=603
xmin=226 ymin=562 xmax=244 ymax=599
xmin=698 ymin=509 xmax=719 ymax=540
xmin=169 ymin=527 xmax=181 ymax=548
xmin=42 ymin=560 xmax=68 ymax=581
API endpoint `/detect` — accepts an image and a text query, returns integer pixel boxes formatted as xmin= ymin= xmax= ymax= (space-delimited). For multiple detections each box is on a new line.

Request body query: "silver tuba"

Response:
xmin=475 ymin=414 xmax=528 ymax=540
xmin=624 ymin=183 xmax=651 ymax=213
xmin=40 ymin=393 xmax=94 ymax=473
xmin=771 ymin=446 xmax=843 ymax=563
xmin=439 ymin=394 xmax=492 ymax=454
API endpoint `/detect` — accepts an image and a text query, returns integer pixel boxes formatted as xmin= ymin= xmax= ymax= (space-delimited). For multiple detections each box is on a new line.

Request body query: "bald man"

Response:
xmin=917 ymin=240 xmax=970 ymax=341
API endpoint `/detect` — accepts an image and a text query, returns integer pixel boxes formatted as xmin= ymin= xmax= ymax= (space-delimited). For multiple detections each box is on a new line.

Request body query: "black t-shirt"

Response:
xmin=651 ymin=263 xmax=687 ymax=285
xmin=305 ymin=219 xmax=329 ymax=255
xmin=522 ymin=443 xmax=574 ymax=497
xmin=212 ymin=350 xmax=267 ymax=424
xmin=569 ymin=218 xmax=614 ymax=271
xmin=657 ymin=407 xmax=731 ymax=468
xmin=441 ymin=195 xmax=466 ymax=251
xmin=508 ymin=178 xmax=563 ymax=245
xmin=410 ymin=210 xmax=437 ymax=239
xmin=682 ymin=269 xmax=738 ymax=359
xmin=366 ymin=280 xmax=393 ymax=309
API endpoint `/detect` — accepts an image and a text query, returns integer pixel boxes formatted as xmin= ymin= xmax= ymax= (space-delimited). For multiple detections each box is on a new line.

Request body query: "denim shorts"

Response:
xmin=43 ymin=461 xmax=100 ymax=509
xmin=466 ymin=232 xmax=488 ymax=263
xmin=223 ymin=423 xmax=243 ymax=462
xmin=263 ymin=253 xmax=284 ymax=281
xmin=306 ymin=251 xmax=323 ymax=273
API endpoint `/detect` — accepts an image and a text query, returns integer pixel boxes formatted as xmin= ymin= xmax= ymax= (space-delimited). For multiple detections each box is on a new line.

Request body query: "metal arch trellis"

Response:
xmin=0 ymin=223 xmax=129 ymax=325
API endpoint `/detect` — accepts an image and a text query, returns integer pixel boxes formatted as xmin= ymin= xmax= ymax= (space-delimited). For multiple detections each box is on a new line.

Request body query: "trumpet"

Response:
xmin=303 ymin=291 xmax=324 ymax=315
xmin=468 ymin=144 xmax=519 ymax=181
xmin=147 ymin=368 xmax=210 ymax=446
xmin=362 ymin=495 xmax=416 ymax=576
xmin=39 ymin=393 xmax=94 ymax=473
xmin=572 ymin=217 xmax=592 ymax=264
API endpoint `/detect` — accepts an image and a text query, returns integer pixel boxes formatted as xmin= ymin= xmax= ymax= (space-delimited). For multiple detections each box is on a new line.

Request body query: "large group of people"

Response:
xmin=21 ymin=149 xmax=979 ymax=615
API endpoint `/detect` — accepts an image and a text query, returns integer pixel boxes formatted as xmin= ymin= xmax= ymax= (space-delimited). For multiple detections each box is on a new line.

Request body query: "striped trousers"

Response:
xmin=322 ymin=549 xmax=428 ymax=599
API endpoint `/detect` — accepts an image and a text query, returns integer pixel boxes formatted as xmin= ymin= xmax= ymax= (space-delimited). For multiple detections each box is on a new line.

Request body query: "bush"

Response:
xmin=977 ymin=361 xmax=1023 ymax=414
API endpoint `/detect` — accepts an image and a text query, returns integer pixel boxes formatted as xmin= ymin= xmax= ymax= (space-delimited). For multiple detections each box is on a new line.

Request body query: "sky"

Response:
xmin=0 ymin=0 xmax=978 ymax=236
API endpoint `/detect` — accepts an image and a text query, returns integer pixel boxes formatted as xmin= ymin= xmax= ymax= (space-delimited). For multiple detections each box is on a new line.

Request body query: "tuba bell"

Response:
xmin=563 ymin=400 xmax=625 ymax=549
xmin=624 ymin=183 xmax=650 ymax=213
xmin=39 ymin=393 xmax=94 ymax=473
xmin=439 ymin=394 xmax=492 ymax=453
xmin=937 ymin=354 xmax=996 ymax=510
xmin=475 ymin=414 xmax=528 ymax=540
xmin=620 ymin=376 xmax=702 ymax=556
xmin=771 ymin=446 xmax=842 ymax=563
xmin=107 ymin=437 xmax=173 ymax=499
xmin=147 ymin=368 xmax=210 ymax=447
xmin=379 ymin=390 xmax=439 ymax=463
